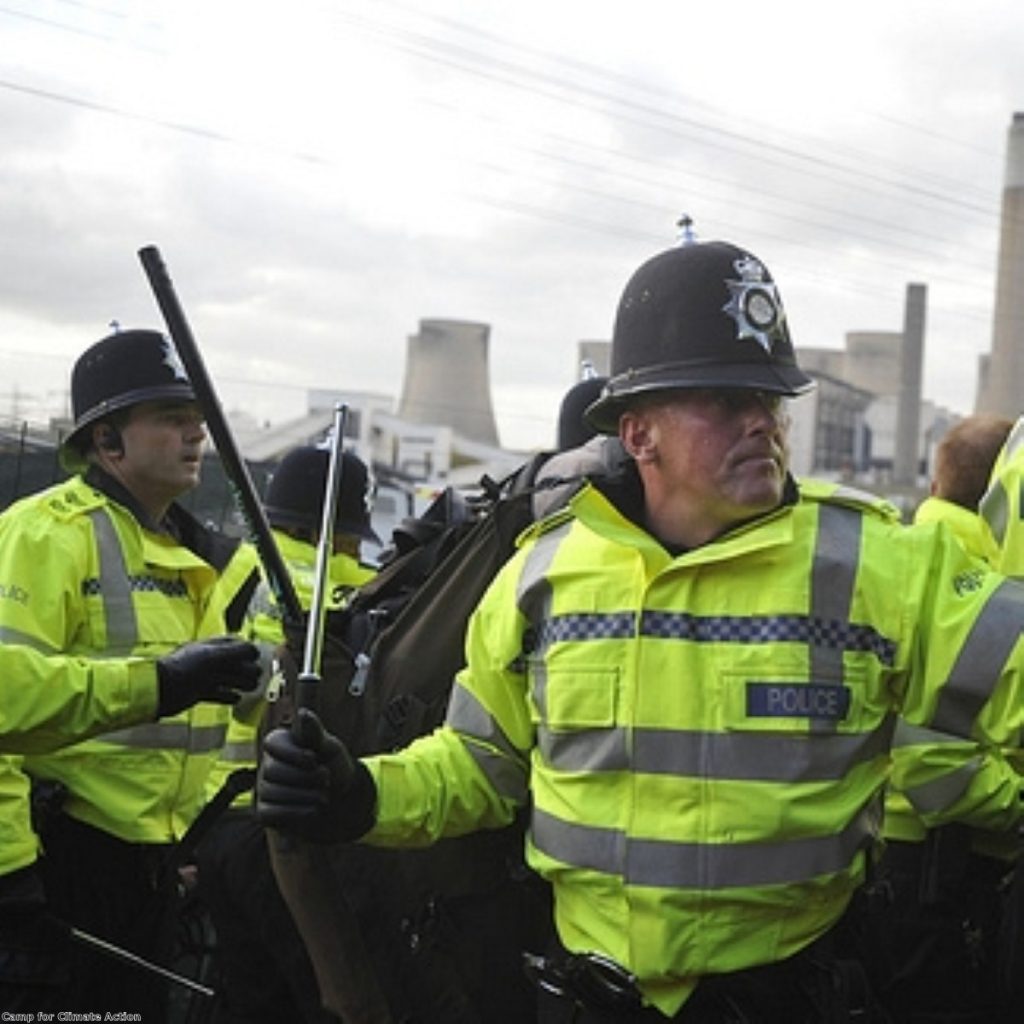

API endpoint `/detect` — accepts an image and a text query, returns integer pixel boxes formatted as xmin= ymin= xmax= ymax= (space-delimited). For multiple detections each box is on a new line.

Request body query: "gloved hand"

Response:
xmin=257 ymin=707 xmax=377 ymax=844
xmin=156 ymin=636 xmax=262 ymax=718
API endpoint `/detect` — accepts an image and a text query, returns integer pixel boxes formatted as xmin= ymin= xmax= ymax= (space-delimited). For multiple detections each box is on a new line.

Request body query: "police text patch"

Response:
xmin=746 ymin=682 xmax=850 ymax=721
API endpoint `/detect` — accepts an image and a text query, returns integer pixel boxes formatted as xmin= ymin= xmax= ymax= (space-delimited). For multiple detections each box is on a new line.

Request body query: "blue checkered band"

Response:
xmin=640 ymin=610 xmax=896 ymax=663
xmin=82 ymin=575 xmax=189 ymax=599
xmin=535 ymin=613 xmax=636 ymax=647
xmin=533 ymin=610 xmax=896 ymax=665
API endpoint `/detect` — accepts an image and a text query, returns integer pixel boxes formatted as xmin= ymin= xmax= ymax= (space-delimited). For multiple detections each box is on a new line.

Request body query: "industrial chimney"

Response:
xmin=397 ymin=318 xmax=500 ymax=446
xmin=893 ymin=283 xmax=927 ymax=486
xmin=976 ymin=112 xmax=1024 ymax=418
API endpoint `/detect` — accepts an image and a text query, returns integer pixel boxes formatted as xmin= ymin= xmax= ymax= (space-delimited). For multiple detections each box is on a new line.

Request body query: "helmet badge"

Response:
xmin=722 ymin=255 xmax=784 ymax=354
xmin=159 ymin=336 xmax=190 ymax=383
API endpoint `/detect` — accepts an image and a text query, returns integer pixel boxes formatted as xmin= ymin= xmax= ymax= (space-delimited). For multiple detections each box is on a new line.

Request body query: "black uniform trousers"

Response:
xmin=0 ymin=863 xmax=67 ymax=1012
xmin=37 ymin=811 xmax=178 ymax=1020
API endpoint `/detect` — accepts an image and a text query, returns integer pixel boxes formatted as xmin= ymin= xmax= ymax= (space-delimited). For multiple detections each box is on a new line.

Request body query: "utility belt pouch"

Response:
xmin=524 ymin=950 xmax=643 ymax=1016
xmin=28 ymin=778 xmax=68 ymax=836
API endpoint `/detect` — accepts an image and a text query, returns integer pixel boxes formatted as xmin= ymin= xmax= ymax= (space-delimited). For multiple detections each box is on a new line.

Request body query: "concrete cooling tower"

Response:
xmin=397 ymin=319 xmax=500 ymax=446
xmin=976 ymin=112 xmax=1024 ymax=418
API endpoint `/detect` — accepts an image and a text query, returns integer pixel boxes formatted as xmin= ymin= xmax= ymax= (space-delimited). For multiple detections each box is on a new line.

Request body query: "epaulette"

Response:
xmin=41 ymin=478 xmax=105 ymax=524
xmin=518 ymin=503 xmax=575 ymax=545
xmin=797 ymin=477 xmax=900 ymax=523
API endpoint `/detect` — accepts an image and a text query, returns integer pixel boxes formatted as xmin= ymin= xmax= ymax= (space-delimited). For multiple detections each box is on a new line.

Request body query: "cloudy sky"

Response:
xmin=1 ymin=0 xmax=1022 ymax=452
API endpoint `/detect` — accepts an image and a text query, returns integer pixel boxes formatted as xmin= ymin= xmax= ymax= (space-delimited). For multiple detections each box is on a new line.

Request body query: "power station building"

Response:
xmin=976 ymin=112 xmax=1024 ymax=418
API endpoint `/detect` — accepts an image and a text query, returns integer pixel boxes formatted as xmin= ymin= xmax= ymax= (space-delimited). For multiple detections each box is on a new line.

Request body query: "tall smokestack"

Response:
xmin=976 ymin=112 xmax=1024 ymax=417
xmin=397 ymin=318 xmax=500 ymax=446
xmin=893 ymin=283 xmax=926 ymax=486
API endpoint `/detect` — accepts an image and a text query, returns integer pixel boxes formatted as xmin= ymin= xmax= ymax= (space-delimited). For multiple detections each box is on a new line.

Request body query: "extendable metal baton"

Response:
xmin=67 ymin=924 xmax=215 ymax=998
xmin=293 ymin=402 xmax=348 ymax=727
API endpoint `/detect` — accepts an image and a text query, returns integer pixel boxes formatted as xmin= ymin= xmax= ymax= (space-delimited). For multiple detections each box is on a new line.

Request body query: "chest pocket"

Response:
xmin=534 ymin=665 xmax=620 ymax=730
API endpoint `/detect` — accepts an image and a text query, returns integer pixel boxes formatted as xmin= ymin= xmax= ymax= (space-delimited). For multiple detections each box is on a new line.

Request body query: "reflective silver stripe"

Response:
xmin=891 ymin=719 xmax=963 ymax=750
xmin=810 ymin=504 xmax=861 ymax=693
xmin=0 ymin=626 xmax=59 ymax=653
xmin=980 ymin=478 xmax=1009 ymax=549
xmin=538 ymin=725 xmax=890 ymax=780
xmin=219 ymin=740 xmax=256 ymax=763
xmin=829 ymin=484 xmax=880 ymax=505
xmin=446 ymin=685 xmax=522 ymax=764
xmin=531 ymin=802 xmax=876 ymax=889
xmin=808 ymin=503 xmax=862 ymax=737
xmin=634 ymin=727 xmax=889 ymax=782
xmin=1003 ymin=417 xmax=1024 ymax=461
xmin=459 ymin=737 xmax=530 ymax=804
xmin=931 ymin=579 xmax=1024 ymax=735
xmin=903 ymin=758 xmax=982 ymax=816
xmin=538 ymin=727 xmax=628 ymax=772
xmin=890 ymin=721 xmax=985 ymax=817
xmin=517 ymin=525 xmax=568 ymax=642
xmin=517 ymin=524 xmax=568 ymax=722
xmin=100 ymin=721 xmax=227 ymax=754
xmin=446 ymin=687 xmax=530 ymax=803
xmin=89 ymin=508 xmax=139 ymax=653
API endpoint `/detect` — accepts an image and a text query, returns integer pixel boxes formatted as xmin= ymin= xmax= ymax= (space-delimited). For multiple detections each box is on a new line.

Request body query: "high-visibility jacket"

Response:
xmin=0 ymin=473 xmax=254 ymax=870
xmin=204 ymin=530 xmax=377 ymax=805
xmin=883 ymin=495 xmax=1011 ymax=846
xmin=984 ymin=416 xmax=1024 ymax=577
xmin=362 ymin=476 xmax=1024 ymax=1016
xmin=0 ymin=644 xmax=158 ymax=755
xmin=913 ymin=495 xmax=999 ymax=566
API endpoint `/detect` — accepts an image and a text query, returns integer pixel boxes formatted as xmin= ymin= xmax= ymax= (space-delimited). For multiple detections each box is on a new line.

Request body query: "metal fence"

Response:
xmin=0 ymin=426 xmax=274 ymax=535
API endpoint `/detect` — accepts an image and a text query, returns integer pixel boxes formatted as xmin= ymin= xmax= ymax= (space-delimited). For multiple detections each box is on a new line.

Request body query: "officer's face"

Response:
xmin=621 ymin=388 xmax=789 ymax=548
xmin=110 ymin=400 xmax=207 ymax=512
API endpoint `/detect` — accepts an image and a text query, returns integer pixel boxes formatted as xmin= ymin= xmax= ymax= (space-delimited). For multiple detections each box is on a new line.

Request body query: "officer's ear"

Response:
xmin=619 ymin=408 xmax=657 ymax=465
xmin=93 ymin=423 xmax=124 ymax=456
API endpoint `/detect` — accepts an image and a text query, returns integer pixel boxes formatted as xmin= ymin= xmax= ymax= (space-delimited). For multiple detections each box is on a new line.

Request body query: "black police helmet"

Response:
xmin=557 ymin=376 xmax=609 ymax=451
xmin=61 ymin=329 xmax=196 ymax=466
xmin=265 ymin=446 xmax=381 ymax=544
xmin=585 ymin=241 xmax=814 ymax=434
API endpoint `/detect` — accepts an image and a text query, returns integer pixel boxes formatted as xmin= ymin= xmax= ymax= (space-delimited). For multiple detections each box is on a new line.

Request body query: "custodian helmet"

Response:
xmin=585 ymin=241 xmax=814 ymax=433
xmin=61 ymin=328 xmax=196 ymax=467
xmin=265 ymin=446 xmax=381 ymax=544
xmin=557 ymin=375 xmax=608 ymax=451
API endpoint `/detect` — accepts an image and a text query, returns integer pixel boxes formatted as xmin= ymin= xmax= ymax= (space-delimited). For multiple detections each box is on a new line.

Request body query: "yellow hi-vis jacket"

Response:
xmin=883 ymin=494 xmax=1017 ymax=849
xmin=0 ymin=474 xmax=254 ymax=873
xmin=203 ymin=529 xmax=377 ymax=805
xmin=361 ymin=476 xmax=1024 ymax=1017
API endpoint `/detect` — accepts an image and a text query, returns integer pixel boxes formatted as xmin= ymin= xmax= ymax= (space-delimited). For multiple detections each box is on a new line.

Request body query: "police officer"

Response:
xmin=0 ymin=328 xmax=261 ymax=1016
xmin=194 ymin=444 xmax=378 ymax=1024
xmin=875 ymin=412 xmax=1016 ymax=1022
xmin=261 ymin=445 xmax=379 ymax=611
xmin=556 ymin=372 xmax=609 ymax=452
xmin=257 ymin=238 xmax=1024 ymax=1021
xmin=912 ymin=414 xmax=1013 ymax=563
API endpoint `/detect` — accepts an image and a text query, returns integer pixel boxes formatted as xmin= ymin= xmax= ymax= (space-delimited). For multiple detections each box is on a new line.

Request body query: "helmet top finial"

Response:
xmin=675 ymin=214 xmax=697 ymax=247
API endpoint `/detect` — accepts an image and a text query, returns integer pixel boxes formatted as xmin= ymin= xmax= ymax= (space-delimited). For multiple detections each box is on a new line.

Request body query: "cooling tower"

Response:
xmin=893 ymin=283 xmax=927 ymax=486
xmin=976 ymin=112 xmax=1024 ymax=418
xmin=397 ymin=319 xmax=500 ymax=446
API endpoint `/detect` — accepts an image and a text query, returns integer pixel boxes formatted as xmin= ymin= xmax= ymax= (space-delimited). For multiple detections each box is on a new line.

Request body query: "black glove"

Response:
xmin=257 ymin=707 xmax=377 ymax=844
xmin=156 ymin=636 xmax=262 ymax=718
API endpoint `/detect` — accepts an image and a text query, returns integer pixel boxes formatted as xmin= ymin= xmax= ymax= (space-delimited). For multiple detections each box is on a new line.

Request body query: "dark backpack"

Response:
xmin=265 ymin=452 xmax=560 ymax=1023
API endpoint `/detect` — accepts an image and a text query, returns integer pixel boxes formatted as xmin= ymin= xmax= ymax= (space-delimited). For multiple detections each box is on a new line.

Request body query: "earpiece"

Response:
xmin=96 ymin=427 xmax=123 ymax=454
